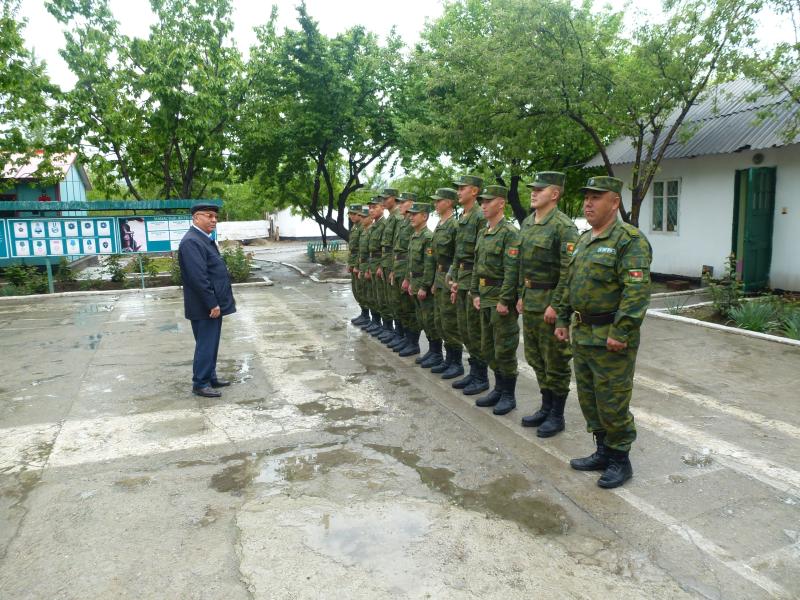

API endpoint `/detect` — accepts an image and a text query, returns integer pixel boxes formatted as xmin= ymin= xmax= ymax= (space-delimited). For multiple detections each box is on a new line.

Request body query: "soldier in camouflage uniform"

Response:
xmin=516 ymin=172 xmax=579 ymax=438
xmin=470 ymin=185 xmax=521 ymax=416
xmin=449 ymin=174 xmax=490 ymax=395
xmin=364 ymin=197 xmax=387 ymax=335
xmin=389 ymin=192 xmax=418 ymax=352
xmin=401 ymin=202 xmax=436 ymax=358
xmin=429 ymin=188 xmax=464 ymax=378
xmin=555 ymin=176 xmax=652 ymax=489
xmin=347 ymin=205 xmax=370 ymax=326
xmin=377 ymin=188 xmax=402 ymax=343
xmin=356 ymin=205 xmax=374 ymax=330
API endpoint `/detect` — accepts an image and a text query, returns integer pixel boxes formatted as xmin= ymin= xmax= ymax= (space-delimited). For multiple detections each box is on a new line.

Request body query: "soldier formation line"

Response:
xmin=346 ymin=173 xmax=652 ymax=490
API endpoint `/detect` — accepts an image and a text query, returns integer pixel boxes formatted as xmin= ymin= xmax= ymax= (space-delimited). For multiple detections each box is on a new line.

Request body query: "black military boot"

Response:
xmin=378 ymin=319 xmax=395 ymax=343
xmin=475 ymin=371 xmax=502 ymax=407
xmin=352 ymin=307 xmax=369 ymax=326
xmin=452 ymin=357 xmax=475 ymax=389
xmin=430 ymin=344 xmax=453 ymax=374
xmin=440 ymin=346 xmax=464 ymax=379
xmin=521 ymin=389 xmax=552 ymax=428
xmin=597 ymin=448 xmax=633 ymax=489
xmin=390 ymin=326 xmax=407 ymax=351
xmin=364 ymin=311 xmax=381 ymax=333
xmin=537 ymin=391 xmax=567 ymax=438
xmin=415 ymin=339 xmax=434 ymax=364
xmin=570 ymin=432 xmax=609 ymax=471
xmin=387 ymin=322 xmax=405 ymax=349
xmin=420 ymin=340 xmax=444 ymax=368
xmin=369 ymin=314 xmax=385 ymax=337
xmin=360 ymin=309 xmax=375 ymax=330
xmin=463 ymin=361 xmax=490 ymax=395
xmin=493 ymin=374 xmax=517 ymax=415
xmin=398 ymin=330 xmax=421 ymax=357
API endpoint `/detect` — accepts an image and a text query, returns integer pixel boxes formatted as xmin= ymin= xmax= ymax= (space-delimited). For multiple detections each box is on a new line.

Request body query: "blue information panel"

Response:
xmin=8 ymin=218 xmax=118 ymax=258
xmin=118 ymin=216 xmax=212 ymax=253
xmin=0 ymin=220 xmax=9 ymax=258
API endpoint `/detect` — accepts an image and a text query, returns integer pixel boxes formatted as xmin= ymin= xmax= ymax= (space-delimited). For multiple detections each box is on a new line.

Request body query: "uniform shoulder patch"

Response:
xmin=565 ymin=242 xmax=575 ymax=255
xmin=426 ymin=247 xmax=433 ymax=255
xmin=621 ymin=223 xmax=641 ymax=238
xmin=507 ymin=247 xmax=519 ymax=257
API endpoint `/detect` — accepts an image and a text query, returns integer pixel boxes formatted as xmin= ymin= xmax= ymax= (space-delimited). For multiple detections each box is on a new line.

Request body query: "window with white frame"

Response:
xmin=652 ymin=179 xmax=679 ymax=233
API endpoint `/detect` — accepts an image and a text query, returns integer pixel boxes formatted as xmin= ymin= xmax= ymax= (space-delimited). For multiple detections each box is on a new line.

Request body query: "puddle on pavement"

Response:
xmin=256 ymin=448 xmax=363 ymax=484
xmin=367 ymin=444 xmax=570 ymax=535
xmin=296 ymin=400 xmax=381 ymax=422
xmin=681 ymin=449 xmax=714 ymax=467
xmin=22 ymin=440 xmax=54 ymax=465
xmin=0 ymin=470 xmax=41 ymax=507
xmin=158 ymin=323 xmax=180 ymax=333
xmin=668 ymin=474 xmax=687 ymax=484
xmin=114 ymin=476 xmax=153 ymax=490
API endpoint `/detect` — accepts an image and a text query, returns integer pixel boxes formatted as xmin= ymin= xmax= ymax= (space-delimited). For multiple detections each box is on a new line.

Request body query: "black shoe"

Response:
xmin=430 ymin=344 xmax=452 ymax=374
xmin=537 ymin=392 xmax=566 ymax=437
xmin=192 ymin=386 xmax=221 ymax=398
xmin=597 ymin=449 xmax=633 ymax=489
xmin=570 ymin=432 xmax=609 ymax=471
xmin=420 ymin=340 xmax=443 ymax=368
xmin=377 ymin=319 xmax=394 ymax=342
xmin=351 ymin=308 xmax=369 ymax=325
xmin=415 ymin=348 xmax=433 ymax=364
xmin=463 ymin=362 xmax=489 ymax=395
xmin=475 ymin=372 xmax=502 ymax=407
xmin=493 ymin=374 xmax=517 ymax=415
xmin=386 ymin=323 xmax=405 ymax=348
xmin=364 ymin=312 xmax=381 ymax=333
xmin=398 ymin=330 xmax=421 ymax=357
xmin=369 ymin=316 xmax=385 ymax=337
xmin=389 ymin=334 xmax=406 ymax=351
xmin=210 ymin=379 xmax=231 ymax=388
xmin=521 ymin=389 xmax=552 ymax=427
xmin=452 ymin=357 xmax=475 ymax=389
xmin=440 ymin=346 xmax=464 ymax=379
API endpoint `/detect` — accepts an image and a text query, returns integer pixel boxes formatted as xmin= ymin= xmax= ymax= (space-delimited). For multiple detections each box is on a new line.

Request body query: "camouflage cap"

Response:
xmin=407 ymin=202 xmax=432 ymax=214
xmin=379 ymin=187 xmax=400 ymax=198
xmin=399 ymin=192 xmax=417 ymax=202
xmin=526 ymin=171 xmax=566 ymax=189
xmin=430 ymin=187 xmax=458 ymax=203
xmin=348 ymin=204 xmax=362 ymax=213
xmin=478 ymin=185 xmax=508 ymax=201
xmin=360 ymin=206 xmax=370 ymax=216
xmin=367 ymin=195 xmax=384 ymax=205
xmin=452 ymin=174 xmax=484 ymax=188
xmin=580 ymin=176 xmax=624 ymax=194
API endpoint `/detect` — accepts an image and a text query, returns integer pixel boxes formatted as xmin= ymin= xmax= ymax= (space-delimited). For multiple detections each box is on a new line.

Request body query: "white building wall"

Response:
xmin=614 ymin=145 xmax=800 ymax=290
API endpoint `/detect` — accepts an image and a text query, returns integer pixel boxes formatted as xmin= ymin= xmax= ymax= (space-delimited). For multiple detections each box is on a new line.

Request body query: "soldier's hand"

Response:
xmin=417 ymin=289 xmax=427 ymax=300
xmin=450 ymin=291 xmax=457 ymax=304
xmin=543 ymin=305 xmax=557 ymax=324
xmin=496 ymin=302 xmax=509 ymax=316
xmin=401 ymin=279 xmax=410 ymax=292
xmin=554 ymin=327 xmax=570 ymax=342
xmin=606 ymin=337 xmax=627 ymax=352
xmin=365 ymin=270 xmax=372 ymax=280
xmin=450 ymin=282 xmax=459 ymax=294
xmin=389 ymin=272 xmax=395 ymax=285
xmin=516 ymin=298 xmax=523 ymax=313
xmin=376 ymin=266 xmax=384 ymax=279
xmin=472 ymin=296 xmax=481 ymax=310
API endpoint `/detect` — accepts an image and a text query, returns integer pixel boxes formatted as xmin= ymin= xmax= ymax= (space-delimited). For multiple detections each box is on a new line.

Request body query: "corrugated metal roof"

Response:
xmin=1 ymin=152 xmax=93 ymax=191
xmin=586 ymin=78 xmax=800 ymax=167
xmin=0 ymin=200 xmax=222 ymax=211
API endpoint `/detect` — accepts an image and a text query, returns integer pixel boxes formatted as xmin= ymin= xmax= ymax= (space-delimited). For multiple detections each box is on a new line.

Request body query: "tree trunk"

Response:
xmin=507 ymin=175 xmax=527 ymax=224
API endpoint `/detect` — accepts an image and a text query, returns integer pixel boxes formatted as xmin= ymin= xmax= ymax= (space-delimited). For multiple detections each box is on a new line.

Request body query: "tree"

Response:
xmin=0 ymin=0 xmax=61 ymax=179
xmin=47 ymin=0 xmax=245 ymax=199
xmin=237 ymin=3 xmax=402 ymax=240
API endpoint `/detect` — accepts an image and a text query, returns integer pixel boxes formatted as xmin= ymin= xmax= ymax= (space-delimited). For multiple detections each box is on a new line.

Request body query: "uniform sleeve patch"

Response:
xmin=426 ymin=248 xmax=433 ymax=255
xmin=507 ymin=247 xmax=519 ymax=257
xmin=565 ymin=242 xmax=575 ymax=255
xmin=627 ymin=269 xmax=644 ymax=282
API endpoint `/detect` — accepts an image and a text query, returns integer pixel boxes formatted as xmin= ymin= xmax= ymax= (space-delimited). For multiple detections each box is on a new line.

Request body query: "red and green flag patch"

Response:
xmin=628 ymin=269 xmax=644 ymax=282
xmin=507 ymin=247 xmax=519 ymax=257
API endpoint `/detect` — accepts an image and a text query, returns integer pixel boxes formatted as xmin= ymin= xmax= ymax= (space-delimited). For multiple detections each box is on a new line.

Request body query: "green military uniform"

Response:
xmin=406 ymin=203 xmax=437 ymax=349
xmin=361 ymin=198 xmax=385 ymax=333
xmin=390 ymin=192 xmax=419 ymax=352
xmin=367 ymin=204 xmax=387 ymax=318
xmin=557 ymin=176 xmax=652 ymax=488
xmin=347 ymin=205 xmax=367 ymax=323
xmin=518 ymin=172 xmax=580 ymax=437
xmin=379 ymin=188 xmax=402 ymax=336
xmin=450 ymin=175 xmax=488 ymax=393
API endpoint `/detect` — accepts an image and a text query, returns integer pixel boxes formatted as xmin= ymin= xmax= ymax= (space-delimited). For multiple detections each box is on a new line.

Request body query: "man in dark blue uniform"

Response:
xmin=178 ymin=203 xmax=236 ymax=398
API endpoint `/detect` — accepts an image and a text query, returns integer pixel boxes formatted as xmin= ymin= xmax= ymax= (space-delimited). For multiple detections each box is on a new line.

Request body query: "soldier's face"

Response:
xmin=583 ymin=191 xmax=619 ymax=228
xmin=384 ymin=196 xmax=396 ymax=210
xmin=480 ymin=197 xmax=504 ymax=220
xmin=410 ymin=212 xmax=427 ymax=229
xmin=398 ymin=200 xmax=413 ymax=215
xmin=369 ymin=204 xmax=383 ymax=219
xmin=457 ymin=185 xmax=479 ymax=205
xmin=530 ymin=186 xmax=558 ymax=210
xmin=435 ymin=199 xmax=450 ymax=216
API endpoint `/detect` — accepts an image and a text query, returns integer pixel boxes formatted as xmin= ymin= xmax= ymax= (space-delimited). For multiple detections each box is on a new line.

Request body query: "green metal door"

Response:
xmin=741 ymin=167 xmax=776 ymax=291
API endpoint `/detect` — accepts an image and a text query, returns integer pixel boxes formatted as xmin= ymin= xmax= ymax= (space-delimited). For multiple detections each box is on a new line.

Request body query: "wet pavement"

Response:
xmin=1 ymin=248 xmax=798 ymax=599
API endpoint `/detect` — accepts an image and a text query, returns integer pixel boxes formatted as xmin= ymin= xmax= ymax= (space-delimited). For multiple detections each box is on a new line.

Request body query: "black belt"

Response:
xmin=410 ymin=271 xmax=423 ymax=277
xmin=437 ymin=260 xmax=452 ymax=272
xmin=370 ymin=251 xmax=381 ymax=258
xmin=574 ymin=311 xmax=616 ymax=325
xmin=382 ymin=245 xmax=393 ymax=251
xmin=394 ymin=252 xmax=407 ymax=260
xmin=479 ymin=277 xmax=502 ymax=286
xmin=524 ymin=278 xmax=555 ymax=290
xmin=459 ymin=261 xmax=474 ymax=270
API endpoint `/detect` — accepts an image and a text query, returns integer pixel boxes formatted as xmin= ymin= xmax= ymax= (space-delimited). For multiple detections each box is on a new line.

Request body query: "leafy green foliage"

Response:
xmin=103 ymin=254 xmax=127 ymax=282
xmin=170 ymin=251 xmax=183 ymax=285
xmin=703 ymin=254 xmax=744 ymax=317
xmin=222 ymin=246 xmax=252 ymax=283
xmin=782 ymin=310 xmax=800 ymax=340
xmin=727 ymin=301 xmax=780 ymax=332
xmin=1 ymin=264 xmax=47 ymax=295
xmin=55 ymin=257 xmax=77 ymax=283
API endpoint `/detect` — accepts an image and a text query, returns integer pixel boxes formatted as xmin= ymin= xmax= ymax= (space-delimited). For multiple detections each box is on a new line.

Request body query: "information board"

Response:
xmin=8 ymin=218 xmax=118 ymax=258
xmin=118 ymin=216 xmax=213 ymax=253
xmin=0 ymin=220 xmax=9 ymax=259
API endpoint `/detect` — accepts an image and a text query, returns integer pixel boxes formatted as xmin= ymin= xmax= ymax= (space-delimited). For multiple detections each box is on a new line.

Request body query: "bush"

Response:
xmin=103 ymin=254 xmax=127 ymax=282
xmin=782 ymin=310 xmax=800 ymax=340
xmin=727 ymin=301 xmax=780 ymax=333
xmin=4 ymin=264 xmax=29 ymax=286
xmin=703 ymin=254 xmax=743 ymax=318
xmin=170 ymin=251 xmax=182 ymax=285
xmin=55 ymin=258 xmax=77 ymax=284
xmin=135 ymin=255 xmax=161 ymax=279
xmin=1 ymin=264 xmax=47 ymax=294
xmin=222 ymin=246 xmax=252 ymax=283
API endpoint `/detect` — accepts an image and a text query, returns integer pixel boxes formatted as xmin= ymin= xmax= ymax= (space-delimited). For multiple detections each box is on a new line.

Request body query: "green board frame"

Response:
xmin=0 ymin=220 xmax=9 ymax=258
xmin=118 ymin=215 xmax=214 ymax=253
xmin=8 ymin=217 xmax=118 ymax=258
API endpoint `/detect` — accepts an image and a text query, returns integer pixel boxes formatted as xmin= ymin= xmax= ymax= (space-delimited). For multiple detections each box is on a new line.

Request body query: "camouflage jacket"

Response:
xmin=556 ymin=220 xmax=652 ymax=347
xmin=470 ymin=217 xmax=520 ymax=306
xmin=391 ymin=216 xmax=413 ymax=279
xmin=357 ymin=221 xmax=372 ymax=270
xmin=450 ymin=203 xmax=487 ymax=288
xmin=380 ymin=209 xmax=403 ymax=270
xmin=367 ymin=216 xmax=386 ymax=272
xmin=347 ymin=222 xmax=361 ymax=268
xmin=431 ymin=213 xmax=457 ymax=290
xmin=518 ymin=208 xmax=579 ymax=312
xmin=407 ymin=227 xmax=435 ymax=294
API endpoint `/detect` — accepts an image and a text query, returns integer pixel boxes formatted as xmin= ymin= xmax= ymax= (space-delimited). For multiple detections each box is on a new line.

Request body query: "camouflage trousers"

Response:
xmin=434 ymin=287 xmax=461 ymax=346
xmin=372 ymin=273 xmax=388 ymax=315
xmin=479 ymin=305 xmax=519 ymax=378
xmin=398 ymin=284 xmax=419 ymax=331
xmin=358 ymin=272 xmax=373 ymax=310
xmin=522 ymin=309 xmax=572 ymax=395
xmin=351 ymin=272 xmax=364 ymax=307
xmin=457 ymin=288 xmax=483 ymax=361
xmin=415 ymin=294 xmax=439 ymax=341
xmin=383 ymin=275 xmax=401 ymax=320
xmin=572 ymin=343 xmax=638 ymax=452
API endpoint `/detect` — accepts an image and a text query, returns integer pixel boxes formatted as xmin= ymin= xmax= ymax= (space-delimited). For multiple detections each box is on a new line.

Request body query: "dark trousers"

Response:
xmin=190 ymin=317 xmax=223 ymax=388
